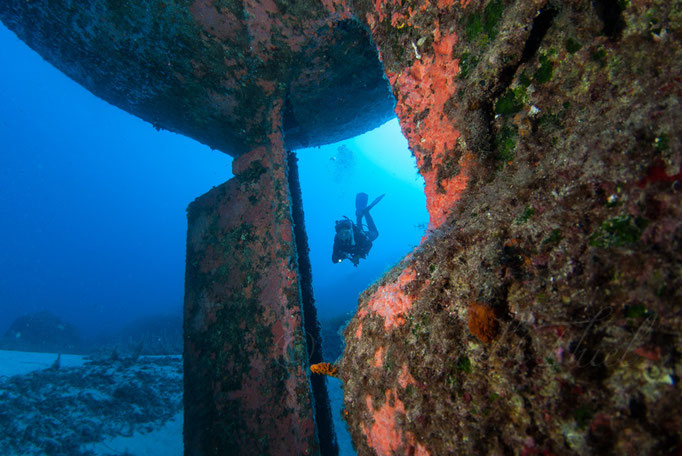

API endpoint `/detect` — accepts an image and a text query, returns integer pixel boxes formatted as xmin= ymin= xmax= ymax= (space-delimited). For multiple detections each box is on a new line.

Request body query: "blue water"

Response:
xmin=0 ymin=18 xmax=425 ymax=456
xmin=298 ymin=119 xmax=428 ymax=322
xmin=297 ymin=120 xmax=427 ymax=455
xmin=0 ymin=24 xmax=232 ymax=338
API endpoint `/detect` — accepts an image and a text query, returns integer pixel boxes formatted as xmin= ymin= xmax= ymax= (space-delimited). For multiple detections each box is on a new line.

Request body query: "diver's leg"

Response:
xmin=356 ymin=192 xmax=368 ymax=223
xmin=365 ymin=193 xmax=385 ymax=212
xmin=364 ymin=210 xmax=379 ymax=242
xmin=356 ymin=193 xmax=369 ymax=212
xmin=356 ymin=212 xmax=363 ymax=228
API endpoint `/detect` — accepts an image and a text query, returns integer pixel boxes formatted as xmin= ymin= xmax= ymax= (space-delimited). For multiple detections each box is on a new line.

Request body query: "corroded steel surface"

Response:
xmin=0 ymin=0 xmax=393 ymax=155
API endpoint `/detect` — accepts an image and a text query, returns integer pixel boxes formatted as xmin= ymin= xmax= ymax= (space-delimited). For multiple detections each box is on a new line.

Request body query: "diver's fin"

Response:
xmin=365 ymin=193 xmax=385 ymax=212
xmin=355 ymin=192 xmax=369 ymax=211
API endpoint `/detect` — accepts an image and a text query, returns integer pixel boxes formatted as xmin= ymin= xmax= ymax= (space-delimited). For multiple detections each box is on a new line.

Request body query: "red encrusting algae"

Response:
xmin=385 ymin=25 xmax=472 ymax=231
xmin=398 ymin=363 xmax=416 ymax=389
xmin=366 ymin=0 xmax=471 ymax=232
xmin=374 ymin=346 xmax=385 ymax=368
xmin=363 ymin=389 xmax=430 ymax=455
xmin=354 ymin=267 xmax=417 ymax=338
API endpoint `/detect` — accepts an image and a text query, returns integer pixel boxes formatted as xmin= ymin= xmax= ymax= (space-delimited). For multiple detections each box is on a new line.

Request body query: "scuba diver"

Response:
xmin=332 ymin=193 xmax=385 ymax=266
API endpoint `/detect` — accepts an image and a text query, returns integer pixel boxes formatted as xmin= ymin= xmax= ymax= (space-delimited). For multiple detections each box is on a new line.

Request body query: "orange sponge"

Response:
xmin=310 ymin=362 xmax=339 ymax=377
xmin=468 ymin=302 xmax=497 ymax=343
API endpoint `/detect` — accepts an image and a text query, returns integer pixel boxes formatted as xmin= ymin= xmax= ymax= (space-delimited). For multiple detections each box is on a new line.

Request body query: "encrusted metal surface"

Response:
xmin=0 ymin=0 xmax=393 ymax=155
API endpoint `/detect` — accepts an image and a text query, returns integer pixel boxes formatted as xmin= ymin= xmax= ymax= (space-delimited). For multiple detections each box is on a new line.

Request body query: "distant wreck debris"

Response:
xmin=48 ymin=353 xmax=61 ymax=371
xmin=0 ymin=311 xmax=82 ymax=354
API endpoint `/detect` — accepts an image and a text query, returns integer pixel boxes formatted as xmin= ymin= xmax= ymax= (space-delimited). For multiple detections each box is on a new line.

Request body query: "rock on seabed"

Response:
xmin=341 ymin=1 xmax=681 ymax=455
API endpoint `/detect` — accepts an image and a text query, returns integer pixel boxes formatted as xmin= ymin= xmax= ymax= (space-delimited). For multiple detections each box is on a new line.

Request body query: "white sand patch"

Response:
xmin=0 ymin=349 xmax=86 ymax=377
xmin=85 ymin=412 xmax=183 ymax=456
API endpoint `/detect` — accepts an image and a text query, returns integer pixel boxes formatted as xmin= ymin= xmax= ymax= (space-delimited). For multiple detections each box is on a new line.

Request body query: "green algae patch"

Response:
xmin=536 ymin=107 xmax=567 ymax=131
xmin=588 ymin=215 xmax=649 ymax=248
xmin=574 ymin=404 xmax=594 ymax=429
xmin=654 ymin=133 xmax=669 ymax=152
xmin=236 ymin=160 xmax=267 ymax=184
xmin=483 ymin=0 xmax=505 ymax=40
xmin=566 ymin=37 xmax=583 ymax=54
xmin=459 ymin=52 xmax=480 ymax=79
xmin=455 ymin=356 xmax=472 ymax=374
xmin=496 ymin=123 xmax=517 ymax=163
xmin=534 ymin=54 xmax=554 ymax=83
xmin=225 ymin=223 xmax=257 ymax=246
xmin=591 ymin=48 xmax=607 ymax=67
xmin=518 ymin=70 xmax=532 ymax=88
xmin=495 ymin=89 xmax=524 ymax=116
xmin=624 ymin=303 xmax=649 ymax=319
xmin=463 ymin=0 xmax=505 ymax=42
xmin=465 ymin=14 xmax=483 ymax=41
xmin=542 ymin=228 xmax=563 ymax=246
xmin=516 ymin=206 xmax=535 ymax=223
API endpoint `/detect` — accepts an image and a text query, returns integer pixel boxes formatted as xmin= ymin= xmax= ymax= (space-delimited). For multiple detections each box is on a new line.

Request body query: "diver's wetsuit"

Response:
xmin=357 ymin=205 xmax=379 ymax=244
xmin=332 ymin=193 xmax=383 ymax=266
